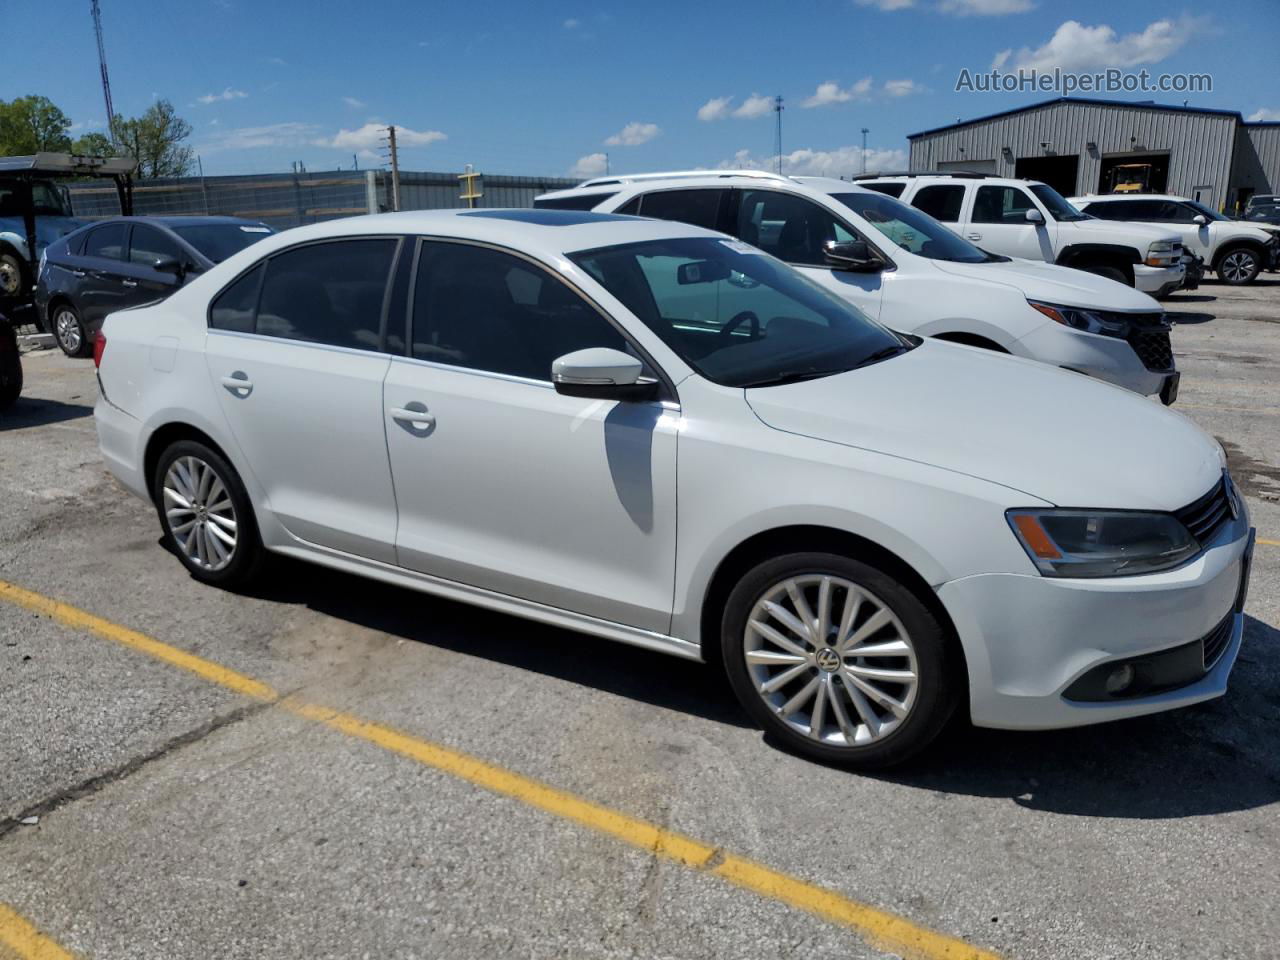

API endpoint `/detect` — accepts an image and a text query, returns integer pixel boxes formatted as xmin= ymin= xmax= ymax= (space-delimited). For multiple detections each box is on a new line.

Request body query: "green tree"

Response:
xmin=72 ymin=131 xmax=114 ymax=157
xmin=112 ymin=100 xmax=193 ymax=178
xmin=0 ymin=95 xmax=73 ymax=155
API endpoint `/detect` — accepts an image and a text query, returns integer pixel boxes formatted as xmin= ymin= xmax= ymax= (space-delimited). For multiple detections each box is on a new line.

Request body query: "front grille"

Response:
xmin=1174 ymin=475 xmax=1233 ymax=547
xmin=1127 ymin=325 xmax=1174 ymax=372
xmin=1201 ymin=612 xmax=1233 ymax=670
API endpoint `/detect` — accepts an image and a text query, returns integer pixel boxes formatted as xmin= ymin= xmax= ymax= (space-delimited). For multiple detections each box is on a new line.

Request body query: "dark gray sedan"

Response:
xmin=36 ymin=216 xmax=273 ymax=356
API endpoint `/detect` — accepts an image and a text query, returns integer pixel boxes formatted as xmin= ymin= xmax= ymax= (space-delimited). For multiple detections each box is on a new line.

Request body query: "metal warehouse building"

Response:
xmin=907 ymin=97 xmax=1280 ymax=214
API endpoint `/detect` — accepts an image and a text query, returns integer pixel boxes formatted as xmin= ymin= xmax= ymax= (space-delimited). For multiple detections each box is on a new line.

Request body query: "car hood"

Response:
xmin=745 ymin=340 xmax=1222 ymax=510
xmin=1226 ymin=224 xmax=1276 ymax=244
xmin=928 ymin=257 xmax=1160 ymax=311
xmin=1060 ymin=219 xmax=1178 ymax=246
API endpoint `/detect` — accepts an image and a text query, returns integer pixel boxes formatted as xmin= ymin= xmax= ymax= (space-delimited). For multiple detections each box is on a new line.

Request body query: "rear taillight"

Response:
xmin=93 ymin=331 xmax=107 ymax=368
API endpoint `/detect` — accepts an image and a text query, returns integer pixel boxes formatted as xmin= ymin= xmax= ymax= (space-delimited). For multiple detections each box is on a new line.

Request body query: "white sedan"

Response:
xmin=93 ymin=208 xmax=1254 ymax=768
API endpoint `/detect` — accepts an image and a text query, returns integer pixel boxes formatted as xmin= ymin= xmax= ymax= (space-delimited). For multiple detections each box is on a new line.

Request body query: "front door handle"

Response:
xmin=121 ymin=278 xmax=138 ymax=288
xmin=966 ymin=232 xmax=982 ymax=241
xmin=221 ymin=372 xmax=253 ymax=397
xmin=389 ymin=403 xmax=435 ymax=432
xmin=71 ymin=269 xmax=87 ymax=278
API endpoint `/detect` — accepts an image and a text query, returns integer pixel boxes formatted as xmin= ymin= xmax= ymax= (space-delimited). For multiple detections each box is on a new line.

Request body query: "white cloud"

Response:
xmin=325 ymin=122 xmax=446 ymax=151
xmin=883 ymin=78 xmax=924 ymax=97
xmin=1248 ymin=108 xmax=1280 ymax=122
xmin=341 ymin=96 xmax=366 ymax=109
xmin=939 ymin=0 xmax=1033 ymax=13
xmin=721 ymin=145 xmax=909 ymax=177
xmin=201 ymin=121 xmax=319 ymax=151
xmin=196 ymin=87 xmax=248 ymax=105
xmin=734 ymin=94 xmax=776 ymax=119
xmin=604 ymin=121 xmax=660 ymax=146
xmin=993 ymin=17 xmax=1202 ymax=71
xmin=697 ymin=96 xmax=733 ymax=122
xmin=563 ymin=17 xmax=580 ymax=28
xmin=801 ymin=77 xmax=874 ymax=108
xmin=854 ymin=0 xmax=916 ymax=9
xmin=571 ymin=152 xmax=609 ymax=177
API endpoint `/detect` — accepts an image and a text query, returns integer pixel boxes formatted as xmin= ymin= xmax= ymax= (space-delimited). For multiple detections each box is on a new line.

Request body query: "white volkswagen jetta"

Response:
xmin=94 ymin=209 xmax=1254 ymax=768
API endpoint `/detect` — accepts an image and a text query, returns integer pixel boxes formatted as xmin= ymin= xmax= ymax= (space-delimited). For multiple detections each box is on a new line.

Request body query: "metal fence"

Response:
xmin=67 ymin=169 xmax=579 ymax=230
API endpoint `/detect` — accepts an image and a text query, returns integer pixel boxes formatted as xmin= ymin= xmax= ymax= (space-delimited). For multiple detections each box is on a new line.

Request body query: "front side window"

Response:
xmin=908 ymin=185 xmax=965 ymax=222
xmin=1184 ymin=199 xmax=1229 ymax=222
xmin=735 ymin=190 xmax=856 ymax=266
xmin=833 ymin=192 xmax=991 ymax=263
xmin=411 ymin=242 xmax=628 ymax=381
xmin=129 ymin=225 xmax=184 ymax=266
xmin=636 ymin=189 xmax=725 ymax=230
xmin=972 ymin=186 xmax=1036 ymax=224
xmin=571 ymin=237 xmax=908 ymax=388
xmin=1028 ymin=184 xmax=1089 ymax=221
xmin=84 ymin=223 xmax=126 ymax=260
xmin=255 ymin=239 xmax=397 ymax=350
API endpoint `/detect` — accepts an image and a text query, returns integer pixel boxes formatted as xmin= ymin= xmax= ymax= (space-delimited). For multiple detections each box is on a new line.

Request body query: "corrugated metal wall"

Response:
xmin=68 ymin=169 xmax=578 ymax=230
xmin=908 ymin=101 xmax=1244 ymax=209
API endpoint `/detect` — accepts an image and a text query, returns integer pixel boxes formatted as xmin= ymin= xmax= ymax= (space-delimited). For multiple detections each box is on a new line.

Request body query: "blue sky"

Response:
xmin=6 ymin=0 xmax=1279 ymax=178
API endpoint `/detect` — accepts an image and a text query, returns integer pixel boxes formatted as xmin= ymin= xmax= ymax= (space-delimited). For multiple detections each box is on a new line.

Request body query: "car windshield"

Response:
xmin=1029 ymin=184 xmax=1090 ymax=221
xmin=1245 ymin=205 xmax=1280 ymax=221
xmin=570 ymin=236 xmax=911 ymax=389
xmin=831 ymin=192 xmax=995 ymax=264
xmin=0 ymin=178 xmax=74 ymax=217
xmin=171 ymin=222 xmax=273 ymax=262
xmin=1185 ymin=200 xmax=1229 ymax=222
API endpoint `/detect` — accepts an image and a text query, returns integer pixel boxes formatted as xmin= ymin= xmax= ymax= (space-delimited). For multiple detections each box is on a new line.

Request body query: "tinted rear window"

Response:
xmin=860 ymin=182 xmax=906 ymax=198
xmin=533 ymin=192 xmax=617 ymax=211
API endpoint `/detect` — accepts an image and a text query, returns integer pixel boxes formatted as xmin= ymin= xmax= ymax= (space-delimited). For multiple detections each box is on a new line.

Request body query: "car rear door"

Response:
xmin=382 ymin=238 xmax=678 ymax=633
xmin=123 ymin=224 xmax=185 ymax=306
xmin=78 ymin=222 xmax=131 ymax=325
xmin=203 ymin=237 xmax=402 ymax=563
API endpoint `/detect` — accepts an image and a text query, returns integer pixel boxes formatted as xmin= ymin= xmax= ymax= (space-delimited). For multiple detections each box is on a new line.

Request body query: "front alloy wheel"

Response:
xmin=1217 ymin=248 xmax=1260 ymax=285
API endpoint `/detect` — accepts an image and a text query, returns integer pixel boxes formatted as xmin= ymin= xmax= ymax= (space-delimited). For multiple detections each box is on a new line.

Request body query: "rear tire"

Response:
xmin=721 ymin=551 xmax=959 ymax=769
xmin=0 ymin=249 xmax=26 ymax=299
xmin=152 ymin=440 xmax=264 ymax=588
xmin=51 ymin=302 xmax=91 ymax=358
xmin=1214 ymin=246 xmax=1262 ymax=285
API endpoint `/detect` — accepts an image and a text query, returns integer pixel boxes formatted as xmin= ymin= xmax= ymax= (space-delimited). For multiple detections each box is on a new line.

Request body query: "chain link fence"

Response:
xmin=67 ymin=169 xmax=578 ymax=230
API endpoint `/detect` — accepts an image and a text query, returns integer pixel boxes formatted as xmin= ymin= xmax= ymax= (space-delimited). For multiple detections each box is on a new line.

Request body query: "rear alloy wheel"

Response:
xmin=52 ymin=303 xmax=90 ymax=358
xmin=722 ymin=552 xmax=958 ymax=769
xmin=1216 ymin=247 xmax=1261 ymax=285
xmin=153 ymin=440 xmax=263 ymax=587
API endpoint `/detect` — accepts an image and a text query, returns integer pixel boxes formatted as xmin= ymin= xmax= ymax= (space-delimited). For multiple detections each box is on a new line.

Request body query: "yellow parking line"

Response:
xmin=1259 ymin=538 xmax=1280 ymax=547
xmin=0 ymin=904 xmax=76 ymax=960
xmin=0 ymin=580 xmax=997 ymax=960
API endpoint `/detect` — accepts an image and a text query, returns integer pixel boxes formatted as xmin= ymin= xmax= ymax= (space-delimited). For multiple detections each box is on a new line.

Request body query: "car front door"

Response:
xmin=123 ymin=224 xmax=186 ymax=306
xmin=964 ymin=184 xmax=1056 ymax=261
xmin=78 ymin=222 xmax=131 ymax=326
xmin=203 ymin=237 xmax=402 ymax=563
xmin=730 ymin=188 xmax=885 ymax=319
xmin=382 ymin=239 xmax=678 ymax=633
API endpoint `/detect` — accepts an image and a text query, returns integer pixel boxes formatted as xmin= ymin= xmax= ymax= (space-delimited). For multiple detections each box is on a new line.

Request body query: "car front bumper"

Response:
xmin=939 ymin=517 xmax=1253 ymax=730
xmin=1133 ymin=262 xmax=1185 ymax=297
xmin=1013 ymin=322 xmax=1170 ymax=398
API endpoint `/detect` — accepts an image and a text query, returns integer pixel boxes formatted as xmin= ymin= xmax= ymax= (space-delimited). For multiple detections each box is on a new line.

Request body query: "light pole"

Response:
xmin=861 ymin=127 xmax=869 ymax=174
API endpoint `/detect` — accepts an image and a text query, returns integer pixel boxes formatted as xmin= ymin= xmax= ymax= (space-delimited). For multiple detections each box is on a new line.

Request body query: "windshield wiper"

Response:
xmin=852 ymin=343 xmax=911 ymax=368
xmin=738 ymin=368 xmax=852 ymax=388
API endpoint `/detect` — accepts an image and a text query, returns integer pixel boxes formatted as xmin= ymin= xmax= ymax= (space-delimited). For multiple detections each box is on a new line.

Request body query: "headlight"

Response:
xmin=1007 ymin=509 xmax=1199 ymax=577
xmin=1028 ymin=300 xmax=1132 ymax=338
xmin=1146 ymin=240 xmax=1179 ymax=267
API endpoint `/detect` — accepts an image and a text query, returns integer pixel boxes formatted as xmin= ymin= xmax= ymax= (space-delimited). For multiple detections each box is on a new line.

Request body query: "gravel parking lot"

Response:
xmin=2 ymin=278 xmax=1278 ymax=960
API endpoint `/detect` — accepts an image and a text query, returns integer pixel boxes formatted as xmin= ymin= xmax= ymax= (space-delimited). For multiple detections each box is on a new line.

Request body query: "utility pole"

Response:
xmin=605 ymin=152 xmax=610 ymax=175
xmin=386 ymin=125 xmax=401 ymax=212
xmin=90 ymin=0 xmax=116 ymax=143
xmin=860 ymin=127 xmax=869 ymax=174
xmin=773 ymin=96 xmax=784 ymax=175
xmin=197 ymin=154 xmax=210 ymax=214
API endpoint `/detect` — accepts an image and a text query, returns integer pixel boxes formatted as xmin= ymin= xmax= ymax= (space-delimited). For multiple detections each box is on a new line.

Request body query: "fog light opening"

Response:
xmin=1104 ymin=664 xmax=1137 ymax=696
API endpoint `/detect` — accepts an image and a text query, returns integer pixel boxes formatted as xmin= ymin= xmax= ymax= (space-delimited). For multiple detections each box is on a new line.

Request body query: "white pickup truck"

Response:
xmin=858 ymin=174 xmax=1188 ymax=297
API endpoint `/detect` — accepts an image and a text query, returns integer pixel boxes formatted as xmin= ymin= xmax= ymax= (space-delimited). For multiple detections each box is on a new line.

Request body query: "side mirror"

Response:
xmin=823 ymin=239 xmax=883 ymax=272
xmin=552 ymin=347 xmax=659 ymax=402
xmin=1192 ymin=214 xmax=1208 ymax=226
xmin=1025 ymin=208 xmax=1045 ymax=224
xmin=152 ymin=256 xmax=185 ymax=278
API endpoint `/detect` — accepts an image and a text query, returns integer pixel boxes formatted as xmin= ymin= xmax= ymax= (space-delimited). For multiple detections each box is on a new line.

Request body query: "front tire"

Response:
xmin=1214 ymin=246 xmax=1262 ymax=285
xmin=1078 ymin=264 xmax=1131 ymax=287
xmin=721 ymin=552 xmax=959 ymax=769
xmin=152 ymin=440 xmax=264 ymax=587
xmin=51 ymin=302 xmax=91 ymax=358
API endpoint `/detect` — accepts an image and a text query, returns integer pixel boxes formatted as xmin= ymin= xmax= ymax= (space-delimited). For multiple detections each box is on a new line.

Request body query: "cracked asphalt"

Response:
xmin=1 ymin=278 xmax=1279 ymax=959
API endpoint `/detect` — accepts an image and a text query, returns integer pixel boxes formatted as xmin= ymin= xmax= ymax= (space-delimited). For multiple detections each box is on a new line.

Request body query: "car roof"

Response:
xmin=537 ymin=172 xmax=876 ymax=203
xmin=82 ymin=215 xmax=270 ymax=228
xmin=216 ymin=208 xmax=725 ymax=259
xmin=1070 ymin=194 xmax=1191 ymax=203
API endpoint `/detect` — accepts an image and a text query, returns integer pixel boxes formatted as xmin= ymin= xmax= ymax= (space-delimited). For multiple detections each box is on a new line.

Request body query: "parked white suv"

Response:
xmin=537 ymin=171 xmax=1180 ymax=403
xmin=858 ymin=173 xmax=1188 ymax=297
xmin=1069 ymin=194 xmax=1280 ymax=285
xmin=94 ymin=209 xmax=1253 ymax=768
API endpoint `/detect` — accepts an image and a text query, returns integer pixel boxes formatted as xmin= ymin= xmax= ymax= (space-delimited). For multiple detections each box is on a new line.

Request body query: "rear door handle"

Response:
xmin=389 ymin=404 xmax=435 ymax=431
xmin=121 ymin=278 xmax=138 ymax=287
xmin=221 ymin=372 xmax=253 ymax=397
xmin=71 ymin=269 xmax=87 ymax=278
